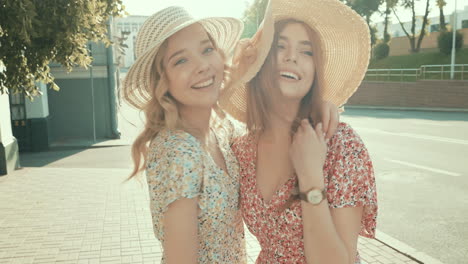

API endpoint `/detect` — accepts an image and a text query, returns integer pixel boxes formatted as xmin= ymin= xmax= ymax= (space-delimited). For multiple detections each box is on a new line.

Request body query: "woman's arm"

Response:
xmin=290 ymin=120 xmax=362 ymax=264
xmin=299 ymin=175 xmax=362 ymax=264
xmin=163 ymin=198 xmax=199 ymax=264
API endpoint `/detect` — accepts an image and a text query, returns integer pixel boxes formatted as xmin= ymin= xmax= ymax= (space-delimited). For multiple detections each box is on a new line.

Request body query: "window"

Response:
xmin=430 ymin=24 xmax=440 ymax=32
xmin=462 ymin=20 xmax=468 ymax=29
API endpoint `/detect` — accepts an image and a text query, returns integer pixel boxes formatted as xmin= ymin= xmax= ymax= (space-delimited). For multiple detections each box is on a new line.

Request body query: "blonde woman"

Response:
xmin=122 ymin=6 xmax=340 ymax=264
xmin=221 ymin=0 xmax=378 ymax=263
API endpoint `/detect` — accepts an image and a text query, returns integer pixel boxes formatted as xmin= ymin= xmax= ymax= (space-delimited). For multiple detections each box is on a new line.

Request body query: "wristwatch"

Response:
xmin=299 ymin=187 xmax=327 ymax=205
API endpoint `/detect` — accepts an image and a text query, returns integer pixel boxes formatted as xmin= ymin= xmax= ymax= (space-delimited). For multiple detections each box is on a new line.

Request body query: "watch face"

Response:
xmin=307 ymin=189 xmax=323 ymax=204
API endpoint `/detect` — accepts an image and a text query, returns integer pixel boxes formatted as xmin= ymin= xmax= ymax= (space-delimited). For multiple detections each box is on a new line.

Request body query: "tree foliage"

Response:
xmin=383 ymin=0 xmax=398 ymax=43
xmin=241 ymin=0 xmax=268 ymax=38
xmin=373 ymin=42 xmax=390 ymax=59
xmin=438 ymin=30 xmax=463 ymax=55
xmin=341 ymin=0 xmax=383 ymax=46
xmin=436 ymin=0 xmax=447 ymax=32
xmin=0 ymin=0 xmax=125 ymax=98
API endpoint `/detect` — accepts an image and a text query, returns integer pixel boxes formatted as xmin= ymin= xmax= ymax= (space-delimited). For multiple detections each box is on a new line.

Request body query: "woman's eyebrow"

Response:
xmin=167 ymin=39 xmax=211 ymax=62
xmin=278 ymin=36 xmax=312 ymax=47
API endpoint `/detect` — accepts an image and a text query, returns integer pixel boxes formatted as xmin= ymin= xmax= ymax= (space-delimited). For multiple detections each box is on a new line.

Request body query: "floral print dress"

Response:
xmin=232 ymin=122 xmax=378 ymax=264
xmin=145 ymin=122 xmax=246 ymax=263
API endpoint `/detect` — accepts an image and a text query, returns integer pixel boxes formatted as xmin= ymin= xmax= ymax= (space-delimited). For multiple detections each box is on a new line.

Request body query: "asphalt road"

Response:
xmin=341 ymin=108 xmax=468 ymax=264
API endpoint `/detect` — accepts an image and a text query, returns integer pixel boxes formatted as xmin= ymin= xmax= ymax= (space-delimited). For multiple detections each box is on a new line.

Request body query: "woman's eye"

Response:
xmin=303 ymin=51 xmax=313 ymax=56
xmin=277 ymin=44 xmax=285 ymax=49
xmin=204 ymin=47 xmax=214 ymax=54
xmin=174 ymin=58 xmax=187 ymax=66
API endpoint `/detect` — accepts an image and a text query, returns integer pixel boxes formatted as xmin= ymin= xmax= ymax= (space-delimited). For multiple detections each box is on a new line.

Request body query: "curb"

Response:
xmin=375 ymin=231 xmax=445 ymax=264
xmin=345 ymin=105 xmax=468 ymax=112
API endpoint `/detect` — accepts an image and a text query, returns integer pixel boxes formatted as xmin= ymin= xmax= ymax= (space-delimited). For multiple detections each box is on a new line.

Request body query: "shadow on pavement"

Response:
xmin=19 ymin=147 xmax=87 ymax=167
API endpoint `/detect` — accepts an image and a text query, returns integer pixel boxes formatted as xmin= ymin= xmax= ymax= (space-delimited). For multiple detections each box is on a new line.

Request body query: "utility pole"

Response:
xmin=450 ymin=0 xmax=458 ymax=80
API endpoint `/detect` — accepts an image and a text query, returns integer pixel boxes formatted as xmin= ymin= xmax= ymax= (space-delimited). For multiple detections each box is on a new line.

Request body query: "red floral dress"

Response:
xmin=232 ymin=122 xmax=378 ymax=264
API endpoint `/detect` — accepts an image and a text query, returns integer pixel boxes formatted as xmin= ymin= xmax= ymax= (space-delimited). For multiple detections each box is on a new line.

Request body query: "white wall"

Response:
xmin=25 ymin=82 xmax=49 ymax=119
xmin=0 ymin=93 xmax=14 ymax=145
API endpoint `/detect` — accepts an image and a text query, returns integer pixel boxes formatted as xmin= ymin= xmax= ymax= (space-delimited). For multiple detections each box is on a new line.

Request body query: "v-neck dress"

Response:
xmin=145 ymin=124 xmax=246 ymax=263
xmin=232 ymin=122 xmax=378 ymax=264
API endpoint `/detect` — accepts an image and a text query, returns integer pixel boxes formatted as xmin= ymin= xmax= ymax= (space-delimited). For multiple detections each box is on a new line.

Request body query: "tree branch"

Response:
xmin=391 ymin=6 xmax=412 ymax=39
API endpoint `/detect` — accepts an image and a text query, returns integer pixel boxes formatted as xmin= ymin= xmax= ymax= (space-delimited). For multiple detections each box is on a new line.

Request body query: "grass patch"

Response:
xmin=365 ymin=48 xmax=468 ymax=81
xmin=369 ymin=48 xmax=468 ymax=69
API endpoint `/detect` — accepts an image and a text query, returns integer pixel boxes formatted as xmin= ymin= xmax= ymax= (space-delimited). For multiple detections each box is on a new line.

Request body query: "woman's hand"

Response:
xmin=290 ymin=119 xmax=327 ymax=186
xmin=229 ymin=38 xmax=257 ymax=84
xmin=310 ymin=100 xmax=340 ymax=140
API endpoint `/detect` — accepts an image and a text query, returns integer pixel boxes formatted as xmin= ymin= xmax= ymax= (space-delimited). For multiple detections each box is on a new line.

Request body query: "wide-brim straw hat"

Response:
xmin=123 ymin=6 xmax=244 ymax=109
xmin=219 ymin=0 xmax=371 ymax=122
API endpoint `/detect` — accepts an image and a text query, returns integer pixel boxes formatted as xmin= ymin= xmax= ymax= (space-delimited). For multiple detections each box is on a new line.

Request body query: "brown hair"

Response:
xmin=246 ymin=19 xmax=322 ymax=210
xmin=127 ymin=30 xmax=229 ymax=181
xmin=246 ymin=19 xmax=320 ymax=136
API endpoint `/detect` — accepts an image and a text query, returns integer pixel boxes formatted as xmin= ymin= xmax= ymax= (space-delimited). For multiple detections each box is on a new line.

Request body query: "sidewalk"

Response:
xmin=0 ymin=146 xmax=433 ymax=264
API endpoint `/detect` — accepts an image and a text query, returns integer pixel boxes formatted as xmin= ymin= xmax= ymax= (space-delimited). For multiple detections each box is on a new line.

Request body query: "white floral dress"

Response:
xmin=145 ymin=123 xmax=246 ymax=263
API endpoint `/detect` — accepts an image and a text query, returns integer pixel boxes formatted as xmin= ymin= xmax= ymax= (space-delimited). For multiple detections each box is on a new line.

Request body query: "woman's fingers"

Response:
xmin=321 ymin=105 xmax=330 ymax=136
xmin=315 ymin=123 xmax=325 ymax=142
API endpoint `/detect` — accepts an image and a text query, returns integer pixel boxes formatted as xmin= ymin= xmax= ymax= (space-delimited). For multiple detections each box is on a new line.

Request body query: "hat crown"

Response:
xmin=134 ymin=6 xmax=194 ymax=58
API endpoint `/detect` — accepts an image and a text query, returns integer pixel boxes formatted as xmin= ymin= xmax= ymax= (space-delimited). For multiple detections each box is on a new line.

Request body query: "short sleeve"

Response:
xmin=145 ymin=131 xmax=204 ymax=240
xmin=225 ymin=114 xmax=246 ymax=145
xmin=325 ymin=123 xmax=378 ymax=238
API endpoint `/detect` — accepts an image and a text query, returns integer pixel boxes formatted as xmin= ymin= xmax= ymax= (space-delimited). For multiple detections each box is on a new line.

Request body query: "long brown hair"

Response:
xmin=246 ymin=19 xmax=322 ymax=210
xmin=246 ymin=19 xmax=321 ymax=136
xmin=127 ymin=30 xmax=230 ymax=181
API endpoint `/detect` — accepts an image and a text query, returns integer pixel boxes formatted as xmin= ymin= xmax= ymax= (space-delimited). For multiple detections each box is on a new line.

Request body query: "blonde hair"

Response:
xmin=246 ymin=19 xmax=320 ymax=136
xmin=127 ymin=30 xmax=230 ymax=180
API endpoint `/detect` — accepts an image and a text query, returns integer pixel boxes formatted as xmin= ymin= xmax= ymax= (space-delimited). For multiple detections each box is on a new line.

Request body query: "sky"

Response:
xmin=120 ymin=0 xmax=466 ymax=24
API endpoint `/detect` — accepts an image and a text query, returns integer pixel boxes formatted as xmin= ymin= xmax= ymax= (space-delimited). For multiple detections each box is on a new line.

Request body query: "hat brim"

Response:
xmin=219 ymin=0 xmax=370 ymax=123
xmin=123 ymin=16 xmax=244 ymax=110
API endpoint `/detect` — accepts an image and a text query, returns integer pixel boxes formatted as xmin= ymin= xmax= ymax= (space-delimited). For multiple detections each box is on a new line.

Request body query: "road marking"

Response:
xmin=356 ymin=127 xmax=468 ymax=145
xmin=411 ymin=120 xmax=451 ymax=127
xmin=384 ymin=158 xmax=461 ymax=177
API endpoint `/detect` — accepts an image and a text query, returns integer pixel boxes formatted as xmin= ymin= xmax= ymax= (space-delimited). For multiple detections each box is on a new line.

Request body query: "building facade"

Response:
xmin=374 ymin=5 xmax=468 ymax=55
xmin=114 ymin=16 xmax=149 ymax=70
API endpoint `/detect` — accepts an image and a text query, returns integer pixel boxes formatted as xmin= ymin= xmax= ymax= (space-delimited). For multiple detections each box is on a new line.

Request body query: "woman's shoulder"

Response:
xmin=232 ymin=132 xmax=254 ymax=149
xmin=328 ymin=122 xmax=365 ymax=148
xmin=149 ymin=128 xmax=202 ymax=157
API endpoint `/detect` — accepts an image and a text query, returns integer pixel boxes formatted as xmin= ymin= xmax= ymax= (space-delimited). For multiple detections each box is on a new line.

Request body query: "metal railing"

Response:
xmin=365 ymin=64 xmax=468 ymax=82
xmin=420 ymin=64 xmax=467 ymax=80
xmin=365 ymin=68 xmax=420 ymax=82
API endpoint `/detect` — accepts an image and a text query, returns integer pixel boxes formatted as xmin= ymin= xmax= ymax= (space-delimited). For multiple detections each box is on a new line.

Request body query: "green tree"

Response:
xmin=392 ymin=0 xmax=431 ymax=53
xmin=241 ymin=0 xmax=268 ymax=38
xmin=0 ymin=0 xmax=125 ymax=98
xmin=341 ymin=0 xmax=383 ymax=46
xmin=436 ymin=0 xmax=447 ymax=32
xmin=383 ymin=0 xmax=398 ymax=43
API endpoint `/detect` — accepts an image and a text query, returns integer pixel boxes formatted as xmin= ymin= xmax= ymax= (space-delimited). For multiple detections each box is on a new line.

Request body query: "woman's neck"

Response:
xmin=263 ymin=99 xmax=300 ymax=141
xmin=179 ymin=106 xmax=212 ymax=141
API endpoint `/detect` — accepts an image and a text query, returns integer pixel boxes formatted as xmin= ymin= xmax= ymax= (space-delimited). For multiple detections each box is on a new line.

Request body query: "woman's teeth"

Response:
xmin=192 ymin=78 xmax=214 ymax=88
xmin=280 ymin=71 xmax=300 ymax=80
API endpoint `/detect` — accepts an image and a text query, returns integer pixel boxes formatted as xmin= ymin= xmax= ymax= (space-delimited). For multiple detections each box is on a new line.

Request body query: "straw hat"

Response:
xmin=122 ymin=6 xmax=244 ymax=109
xmin=219 ymin=0 xmax=371 ymax=122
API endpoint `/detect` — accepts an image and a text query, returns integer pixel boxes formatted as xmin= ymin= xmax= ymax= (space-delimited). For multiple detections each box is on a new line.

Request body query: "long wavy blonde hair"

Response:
xmin=127 ymin=31 xmax=229 ymax=180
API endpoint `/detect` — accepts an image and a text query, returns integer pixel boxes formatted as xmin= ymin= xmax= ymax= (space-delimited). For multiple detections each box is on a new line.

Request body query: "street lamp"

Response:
xmin=450 ymin=0 xmax=457 ymax=80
